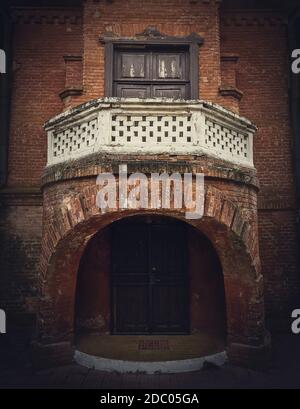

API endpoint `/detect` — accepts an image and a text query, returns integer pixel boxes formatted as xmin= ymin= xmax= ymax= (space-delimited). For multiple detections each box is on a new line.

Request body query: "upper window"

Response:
xmin=113 ymin=46 xmax=190 ymax=99
xmin=102 ymin=28 xmax=203 ymax=100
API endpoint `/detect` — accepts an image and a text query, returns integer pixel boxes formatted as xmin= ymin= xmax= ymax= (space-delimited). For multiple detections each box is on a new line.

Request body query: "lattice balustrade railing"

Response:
xmin=45 ymin=99 xmax=256 ymax=167
xmin=110 ymin=114 xmax=193 ymax=146
xmin=204 ymin=118 xmax=250 ymax=162
xmin=51 ymin=118 xmax=98 ymax=160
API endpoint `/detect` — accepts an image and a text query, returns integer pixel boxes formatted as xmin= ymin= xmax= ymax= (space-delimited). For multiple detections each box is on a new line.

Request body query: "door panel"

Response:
xmin=111 ymin=220 xmax=189 ymax=334
xmin=113 ymin=285 xmax=149 ymax=333
xmin=165 ymin=226 xmax=186 ymax=275
xmin=112 ymin=225 xmax=148 ymax=275
xmin=152 ymin=85 xmax=187 ymax=99
xmin=150 ymin=224 xmax=188 ymax=333
xmin=150 ymin=225 xmax=187 ymax=277
xmin=152 ymin=285 xmax=188 ymax=332
xmin=115 ymin=84 xmax=151 ymax=99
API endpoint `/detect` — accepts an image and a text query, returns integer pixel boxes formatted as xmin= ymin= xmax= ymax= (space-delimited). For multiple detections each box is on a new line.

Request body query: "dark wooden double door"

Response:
xmin=111 ymin=220 xmax=189 ymax=334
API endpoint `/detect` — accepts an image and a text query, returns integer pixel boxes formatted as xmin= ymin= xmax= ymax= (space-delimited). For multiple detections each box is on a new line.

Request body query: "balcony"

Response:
xmin=45 ymin=98 xmax=256 ymax=168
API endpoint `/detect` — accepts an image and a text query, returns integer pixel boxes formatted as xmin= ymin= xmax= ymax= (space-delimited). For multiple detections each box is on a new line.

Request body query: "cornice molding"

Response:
xmin=219 ymin=86 xmax=243 ymax=101
xmin=221 ymin=53 xmax=239 ymax=63
xmin=11 ymin=7 xmax=83 ymax=25
xmin=221 ymin=12 xmax=287 ymax=27
xmin=0 ymin=188 xmax=42 ymax=206
xmin=100 ymin=26 xmax=204 ymax=45
xmin=258 ymin=198 xmax=297 ymax=211
xmin=59 ymin=87 xmax=83 ymax=101
xmin=41 ymin=152 xmax=258 ymax=190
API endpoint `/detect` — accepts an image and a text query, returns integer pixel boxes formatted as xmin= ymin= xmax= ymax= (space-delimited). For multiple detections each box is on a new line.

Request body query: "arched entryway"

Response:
xmin=36 ymin=182 xmax=269 ymax=369
xmin=74 ymin=215 xmax=227 ymax=363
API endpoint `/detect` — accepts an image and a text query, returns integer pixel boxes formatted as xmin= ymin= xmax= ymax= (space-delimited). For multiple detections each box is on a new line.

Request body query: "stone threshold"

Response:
xmin=74 ymin=350 xmax=227 ymax=374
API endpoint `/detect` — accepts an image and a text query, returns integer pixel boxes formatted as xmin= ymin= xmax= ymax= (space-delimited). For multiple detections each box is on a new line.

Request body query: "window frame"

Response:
xmin=101 ymin=30 xmax=203 ymax=100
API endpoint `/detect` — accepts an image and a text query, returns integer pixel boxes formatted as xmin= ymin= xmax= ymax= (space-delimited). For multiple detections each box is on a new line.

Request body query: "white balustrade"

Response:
xmin=45 ymin=98 xmax=256 ymax=167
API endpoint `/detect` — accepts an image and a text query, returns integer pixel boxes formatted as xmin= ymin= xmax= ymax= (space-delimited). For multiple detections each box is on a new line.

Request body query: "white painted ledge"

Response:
xmin=45 ymin=98 xmax=256 ymax=168
xmin=74 ymin=350 xmax=227 ymax=374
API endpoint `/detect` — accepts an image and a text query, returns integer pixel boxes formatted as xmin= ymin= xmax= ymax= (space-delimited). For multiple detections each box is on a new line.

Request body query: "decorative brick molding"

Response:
xmin=59 ymin=88 xmax=83 ymax=101
xmin=11 ymin=7 xmax=83 ymax=25
xmin=258 ymin=197 xmax=297 ymax=211
xmin=221 ymin=13 xmax=287 ymax=27
xmin=0 ymin=188 xmax=42 ymax=206
xmin=41 ymin=153 xmax=259 ymax=189
xmin=219 ymin=86 xmax=243 ymax=101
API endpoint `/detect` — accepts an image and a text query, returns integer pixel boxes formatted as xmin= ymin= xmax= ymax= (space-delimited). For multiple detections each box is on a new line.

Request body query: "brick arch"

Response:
xmin=40 ymin=184 xmax=259 ymax=284
xmin=36 ymin=184 xmax=268 ymax=367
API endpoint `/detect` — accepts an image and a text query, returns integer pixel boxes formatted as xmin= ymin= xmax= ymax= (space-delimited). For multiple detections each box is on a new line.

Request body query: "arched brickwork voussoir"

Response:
xmin=34 ymin=184 xmax=270 ymax=369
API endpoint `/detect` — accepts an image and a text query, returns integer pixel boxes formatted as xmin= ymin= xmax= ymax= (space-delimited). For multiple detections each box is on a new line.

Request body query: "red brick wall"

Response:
xmin=220 ymin=10 xmax=299 ymax=330
xmin=8 ymin=8 xmax=83 ymax=186
xmin=0 ymin=200 xmax=42 ymax=337
xmin=258 ymin=211 xmax=299 ymax=329
xmin=0 ymin=8 xmax=83 ymax=346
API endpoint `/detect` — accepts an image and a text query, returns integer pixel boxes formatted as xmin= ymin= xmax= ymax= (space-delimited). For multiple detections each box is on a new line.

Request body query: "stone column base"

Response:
xmin=227 ymin=336 xmax=272 ymax=369
xmin=31 ymin=341 xmax=74 ymax=370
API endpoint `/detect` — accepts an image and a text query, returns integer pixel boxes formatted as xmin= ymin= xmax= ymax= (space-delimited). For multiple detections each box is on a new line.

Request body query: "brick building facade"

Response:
xmin=0 ymin=0 xmax=299 ymax=370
